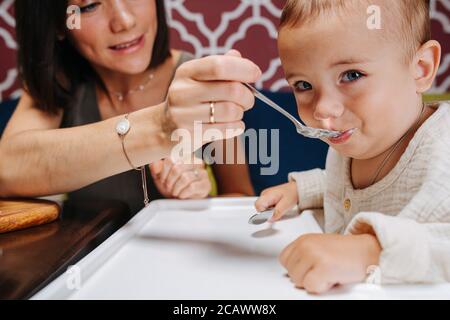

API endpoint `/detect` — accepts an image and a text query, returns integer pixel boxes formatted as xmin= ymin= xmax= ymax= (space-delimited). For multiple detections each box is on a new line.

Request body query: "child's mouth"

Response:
xmin=327 ymin=128 xmax=357 ymax=145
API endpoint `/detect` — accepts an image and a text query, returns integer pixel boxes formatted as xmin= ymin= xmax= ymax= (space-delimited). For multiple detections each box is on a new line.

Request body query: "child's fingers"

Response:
xmin=289 ymin=258 xmax=314 ymax=289
xmin=269 ymin=196 xmax=295 ymax=222
xmin=302 ymin=268 xmax=334 ymax=295
xmin=254 ymin=191 xmax=281 ymax=212
xmin=279 ymin=240 xmax=296 ymax=269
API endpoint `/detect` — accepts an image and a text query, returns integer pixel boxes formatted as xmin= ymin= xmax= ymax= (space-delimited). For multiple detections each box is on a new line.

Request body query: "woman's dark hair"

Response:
xmin=14 ymin=0 xmax=171 ymax=115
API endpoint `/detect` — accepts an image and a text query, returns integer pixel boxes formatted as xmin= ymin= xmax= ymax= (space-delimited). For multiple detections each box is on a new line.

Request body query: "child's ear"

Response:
xmin=412 ymin=40 xmax=441 ymax=94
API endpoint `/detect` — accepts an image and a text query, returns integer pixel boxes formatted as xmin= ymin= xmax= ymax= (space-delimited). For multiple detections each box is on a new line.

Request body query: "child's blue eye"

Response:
xmin=80 ymin=2 xmax=100 ymax=13
xmin=293 ymin=81 xmax=312 ymax=92
xmin=341 ymin=70 xmax=364 ymax=83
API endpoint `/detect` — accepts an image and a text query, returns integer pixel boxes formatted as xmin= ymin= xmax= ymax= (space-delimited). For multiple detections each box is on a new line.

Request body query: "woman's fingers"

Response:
xmin=169 ymin=120 xmax=246 ymax=153
xmin=149 ymin=160 xmax=164 ymax=178
xmin=200 ymin=121 xmax=247 ymax=142
xmin=159 ymin=158 xmax=175 ymax=185
xmin=172 ymin=166 xmax=206 ymax=197
xmin=165 ymin=163 xmax=194 ymax=193
xmin=169 ymin=80 xmax=255 ymax=112
xmin=171 ymin=171 xmax=193 ymax=197
xmin=165 ymin=51 xmax=262 ymax=150
xmin=168 ymin=81 xmax=254 ymax=147
xmin=177 ymin=54 xmax=261 ymax=83
xmin=225 ymin=49 xmax=242 ymax=58
xmin=150 ymin=164 xmax=172 ymax=198
xmin=152 ymin=158 xmax=210 ymax=200
xmin=178 ymin=174 xmax=211 ymax=199
xmin=170 ymin=102 xmax=245 ymax=124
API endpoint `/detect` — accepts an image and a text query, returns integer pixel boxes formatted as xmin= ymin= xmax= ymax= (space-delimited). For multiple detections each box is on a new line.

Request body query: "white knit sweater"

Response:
xmin=289 ymin=102 xmax=450 ymax=284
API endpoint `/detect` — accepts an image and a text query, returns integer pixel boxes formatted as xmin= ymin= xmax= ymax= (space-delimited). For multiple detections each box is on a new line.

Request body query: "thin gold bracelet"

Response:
xmin=116 ymin=114 xmax=150 ymax=207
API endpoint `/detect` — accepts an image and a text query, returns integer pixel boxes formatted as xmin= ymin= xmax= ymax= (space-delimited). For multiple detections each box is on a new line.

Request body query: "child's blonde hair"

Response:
xmin=280 ymin=0 xmax=431 ymax=62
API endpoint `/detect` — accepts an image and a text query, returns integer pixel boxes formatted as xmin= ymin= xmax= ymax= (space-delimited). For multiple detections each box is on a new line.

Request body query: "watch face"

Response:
xmin=116 ymin=118 xmax=131 ymax=136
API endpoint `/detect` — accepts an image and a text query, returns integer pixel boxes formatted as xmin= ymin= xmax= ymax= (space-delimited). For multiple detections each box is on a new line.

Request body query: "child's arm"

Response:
xmin=344 ymin=117 xmax=450 ymax=285
xmin=279 ymin=195 xmax=450 ymax=293
xmin=345 ymin=195 xmax=450 ymax=284
xmin=255 ymin=168 xmax=326 ymax=221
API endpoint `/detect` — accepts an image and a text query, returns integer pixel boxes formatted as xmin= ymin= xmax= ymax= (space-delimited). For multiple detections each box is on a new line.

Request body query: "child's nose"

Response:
xmin=312 ymin=95 xmax=344 ymax=122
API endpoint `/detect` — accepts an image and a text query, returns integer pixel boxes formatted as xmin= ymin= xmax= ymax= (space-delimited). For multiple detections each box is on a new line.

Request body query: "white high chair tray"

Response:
xmin=32 ymin=198 xmax=450 ymax=300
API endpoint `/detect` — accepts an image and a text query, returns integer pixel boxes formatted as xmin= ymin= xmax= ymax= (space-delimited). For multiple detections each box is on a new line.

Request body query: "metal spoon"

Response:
xmin=244 ymin=83 xmax=342 ymax=140
xmin=248 ymin=209 xmax=275 ymax=225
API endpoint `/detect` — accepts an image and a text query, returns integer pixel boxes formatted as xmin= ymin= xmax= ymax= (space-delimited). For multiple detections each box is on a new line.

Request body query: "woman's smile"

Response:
xmin=108 ymin=34 xmax=145 ymax=55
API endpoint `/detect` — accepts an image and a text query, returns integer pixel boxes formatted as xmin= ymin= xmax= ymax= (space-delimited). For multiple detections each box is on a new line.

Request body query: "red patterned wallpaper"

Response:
xmin=0 ymin=0 xmax=18 ymax=102
xmin=1 ymin=0 xmax=449 ymax=102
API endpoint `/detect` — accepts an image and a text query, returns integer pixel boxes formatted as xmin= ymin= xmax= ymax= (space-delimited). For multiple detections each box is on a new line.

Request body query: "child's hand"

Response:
xmin=280 ymin=233 xmax=381 ymax=294
xmin=254 ymin=182 xmax=298 ymax=222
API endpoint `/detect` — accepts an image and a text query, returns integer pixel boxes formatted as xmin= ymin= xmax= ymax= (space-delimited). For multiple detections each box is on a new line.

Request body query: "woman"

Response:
xmin=0 ymin=0 xmax=260 ymax=213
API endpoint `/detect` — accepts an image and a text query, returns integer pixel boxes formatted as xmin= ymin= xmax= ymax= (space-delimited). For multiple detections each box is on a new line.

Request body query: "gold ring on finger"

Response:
xmin=209 ymin=101 xmax=216 ymax=124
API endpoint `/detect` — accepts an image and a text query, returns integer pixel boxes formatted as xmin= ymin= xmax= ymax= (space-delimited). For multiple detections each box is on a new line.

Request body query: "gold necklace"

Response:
xmin=111 ymin=71 xmax=154 ymax=102
xmin=369 ymin=103 xmax=426 ymax=186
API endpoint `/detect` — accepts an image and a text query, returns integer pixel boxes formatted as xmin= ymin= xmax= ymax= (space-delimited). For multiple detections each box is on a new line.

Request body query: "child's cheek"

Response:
xmin=295 ymin=98 xmax=316 ymax=127
xmin=296 ymin=106 xmax=315 ymax=127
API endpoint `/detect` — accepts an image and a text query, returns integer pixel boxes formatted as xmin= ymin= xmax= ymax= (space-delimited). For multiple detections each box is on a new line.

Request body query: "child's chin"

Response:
xmin=329 ymin=144 xmax=362 ymax=159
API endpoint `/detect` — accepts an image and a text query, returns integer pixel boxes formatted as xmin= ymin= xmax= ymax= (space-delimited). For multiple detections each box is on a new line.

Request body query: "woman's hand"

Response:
xmin=150 ymin=158 xmax=211 ymax=199
xmin=280 ymin=233 xmax=382 ymax=294
xmin=165 ymin=50 xmax=262 ymax=151
xmin=255 ymin=182 xmax=299 ymax=222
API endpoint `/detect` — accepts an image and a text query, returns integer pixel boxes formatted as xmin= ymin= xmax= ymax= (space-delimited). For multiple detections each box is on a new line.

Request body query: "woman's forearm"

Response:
xmin=0 ymin=53 xmax=262 ymax=198
xmin=0 ymin=104 xmax=173 ymax=197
